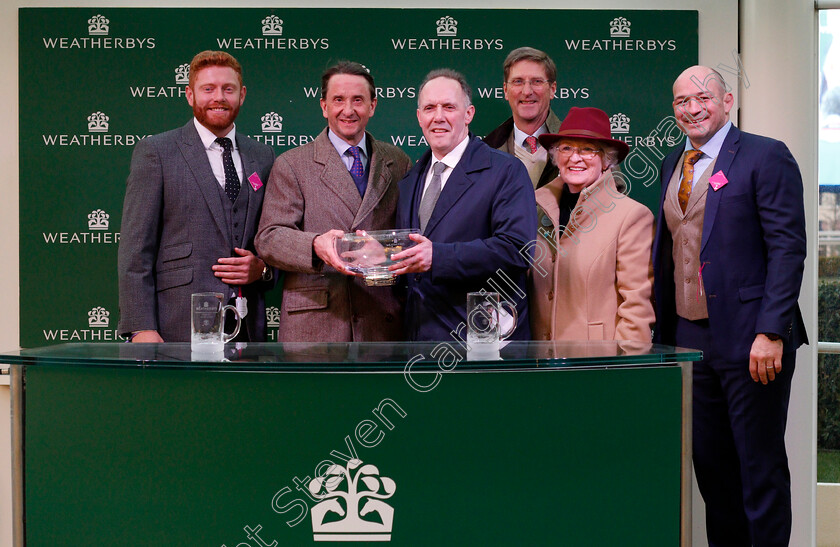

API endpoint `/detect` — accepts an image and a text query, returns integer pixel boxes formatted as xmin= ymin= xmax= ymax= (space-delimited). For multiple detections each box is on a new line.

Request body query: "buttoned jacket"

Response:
xmin=118 ymin=120 xmax=275 ymax=342
xmin=530 ymin=173 xmax=654 ymax=341
xmin=652 ymin=125 xmax=808 ymax=360
xmin=397 ymin=135 xmax=536 ymax=341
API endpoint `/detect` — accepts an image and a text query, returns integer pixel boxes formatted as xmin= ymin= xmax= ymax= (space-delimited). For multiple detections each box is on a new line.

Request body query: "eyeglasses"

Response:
xmin=672 ymin=94 xmax=720 ymax=108
xmin=506 ymin=78 xmax=551 ymax=90
xmin=551 ymin=145 xmax=603 ymax=159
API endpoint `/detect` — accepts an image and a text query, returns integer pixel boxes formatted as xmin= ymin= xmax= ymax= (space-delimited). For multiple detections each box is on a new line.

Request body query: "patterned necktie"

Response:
xmin=346 ymin=146 xmax=367 ymax=196
xmin=525 ymin=135 xmax=538 ymax=154
xmin=215 ymin=137 xmax=240 ymax=202
xmin=678 ymin=150 xmax=703 ymax=213
xmin=419 ymin=161 xmax=447 ymax=233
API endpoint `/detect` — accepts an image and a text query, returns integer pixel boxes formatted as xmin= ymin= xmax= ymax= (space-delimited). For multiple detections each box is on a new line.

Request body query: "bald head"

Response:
xmin=673 ymin=65 xmax=728 ymax=98
xmin=672 ymin=65 xmax=734 ymax=148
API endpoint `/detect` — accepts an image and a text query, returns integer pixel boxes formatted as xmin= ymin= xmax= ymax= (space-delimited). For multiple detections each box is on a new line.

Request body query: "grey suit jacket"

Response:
xmin=255 ymin=128 xmax=411 ymax=342
xmin=118 ymin=120 xmax=275 ymax=342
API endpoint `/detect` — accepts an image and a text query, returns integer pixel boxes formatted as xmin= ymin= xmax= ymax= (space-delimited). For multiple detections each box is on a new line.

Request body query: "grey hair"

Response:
xmin=417 ymin=68 xmax=472 ymax=107
xmin=601 ymin=145 xmax=620 ymax=169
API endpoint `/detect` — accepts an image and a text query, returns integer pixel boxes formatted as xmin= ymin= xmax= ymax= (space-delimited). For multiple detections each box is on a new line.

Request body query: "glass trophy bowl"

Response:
xmin=334 ymin=229 xmax=420 ymax=286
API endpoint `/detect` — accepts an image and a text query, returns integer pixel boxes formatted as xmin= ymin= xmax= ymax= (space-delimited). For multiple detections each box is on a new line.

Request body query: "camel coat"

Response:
xmin=529 ymin=172 xmax=655 ymax=341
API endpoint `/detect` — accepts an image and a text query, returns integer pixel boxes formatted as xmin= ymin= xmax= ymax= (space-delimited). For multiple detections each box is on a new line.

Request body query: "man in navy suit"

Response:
xmin=652 ymin=65 xmax=807 ymax=546
xmin=391 ymin=69 xmax=536 ymax=341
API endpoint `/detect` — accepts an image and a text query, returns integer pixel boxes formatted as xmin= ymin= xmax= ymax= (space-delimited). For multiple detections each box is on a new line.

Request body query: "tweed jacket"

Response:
xmin=530 ymin=172 xmax=655 ymax=341
xmin=255 ymin=129 xmax=411 ymax=342
xmin=117 ymin=120 xmax=275 ymax=342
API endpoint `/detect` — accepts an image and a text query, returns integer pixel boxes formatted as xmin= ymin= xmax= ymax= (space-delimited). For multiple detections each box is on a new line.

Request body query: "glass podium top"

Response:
xmin=0 ymin=341 xmax=701 ymax=373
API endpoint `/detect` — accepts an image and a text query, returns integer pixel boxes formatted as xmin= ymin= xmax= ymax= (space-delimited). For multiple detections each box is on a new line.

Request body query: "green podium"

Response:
xmin=4 ymin=341 xmax=700 ymax=546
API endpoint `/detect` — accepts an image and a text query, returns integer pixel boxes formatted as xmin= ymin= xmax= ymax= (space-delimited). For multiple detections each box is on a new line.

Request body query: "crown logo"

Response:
xmin=87 ymin=209 xmax=110 ymax=230
xmin=436 ymin=16 xmax=457 ymax=37
xmin=88 ymin=306 xmax=110 ymax=328
xmin=310 ymin=459 xmax=396 ymax=541
xmin=88 ymin=14 xmax=109 ymax=36
xmin=609 ymin=16 xmax=631 ymax=38
xmin=87 ymin=112 xmax=109 ymax=133
xmin=175 ymin=64 xmax=190 ymax=85
xmin=262 ymin=15 xmax=283 ymax=36
xmin=266 ymin=306 xmax=281 ymax=327
xmin=609 ymin=113 xmax=630 ymax=134
xmin=261 ymin=112 xmax=283 ymax=133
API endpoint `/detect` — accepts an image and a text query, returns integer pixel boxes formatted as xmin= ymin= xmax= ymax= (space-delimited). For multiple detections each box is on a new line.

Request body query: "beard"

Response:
xmin=193 ymin=101 xmax=240 ymax=134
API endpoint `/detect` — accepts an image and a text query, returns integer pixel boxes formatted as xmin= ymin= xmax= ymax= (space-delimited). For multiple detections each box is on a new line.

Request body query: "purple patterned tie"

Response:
xmin=347 ymin=146 xmax=366 ymax=196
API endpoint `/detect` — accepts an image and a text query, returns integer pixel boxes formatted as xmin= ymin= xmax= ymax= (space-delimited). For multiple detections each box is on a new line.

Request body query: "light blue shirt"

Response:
xmin=512 ymin=122 xmax=549 ymax=151
xmin=328 ymin=129 xmax=368 ymax=173
xmin=682 ymin=120 xmax=732 ymax=188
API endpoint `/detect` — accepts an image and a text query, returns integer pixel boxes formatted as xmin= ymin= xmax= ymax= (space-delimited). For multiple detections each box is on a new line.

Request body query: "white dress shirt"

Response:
xmin=422 ymin=134 xmax=471 ymax=196
xmin=193 ymin=118 xmax=244 ymax=189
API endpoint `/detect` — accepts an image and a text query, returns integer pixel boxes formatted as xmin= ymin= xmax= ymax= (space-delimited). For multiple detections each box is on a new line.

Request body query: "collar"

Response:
xmin=685 ymin=120 xmax=732 ymax=160
xmin=579 ymin=171 xmax=613 ymax=202
xmin=328 ymin=129 xmax=368 ymax=161
xmin=193 ymin=118 xmax=236 ymax=150
xmin=512 ymin=121 xmax=548 ymax=149
xmin=433 ymin=134 xmax=470 ymax=169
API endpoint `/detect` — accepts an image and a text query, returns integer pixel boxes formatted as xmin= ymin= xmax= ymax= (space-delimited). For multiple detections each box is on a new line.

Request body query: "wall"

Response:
xmin=741 ymin=0 xmax=818 ymax=545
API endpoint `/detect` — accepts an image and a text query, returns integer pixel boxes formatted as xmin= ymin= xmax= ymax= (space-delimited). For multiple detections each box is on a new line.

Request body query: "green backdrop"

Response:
xmin=19 ymin=8 xmax=697 ymax=347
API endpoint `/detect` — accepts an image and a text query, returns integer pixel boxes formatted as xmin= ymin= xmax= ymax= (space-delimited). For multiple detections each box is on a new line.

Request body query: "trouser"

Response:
xmin=676 ymin=316 xmax=794 ymax=547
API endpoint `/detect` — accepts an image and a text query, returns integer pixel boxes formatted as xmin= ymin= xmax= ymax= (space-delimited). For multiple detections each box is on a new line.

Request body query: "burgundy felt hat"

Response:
xmin=538 ymin=106 xmax=630 ymax=162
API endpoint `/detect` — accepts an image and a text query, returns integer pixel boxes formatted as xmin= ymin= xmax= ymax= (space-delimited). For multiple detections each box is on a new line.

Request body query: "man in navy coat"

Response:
xmin=652 ymin=65 xmax=807 ymax=546
xmin=392 ymin=69 xmax=536 ymax=342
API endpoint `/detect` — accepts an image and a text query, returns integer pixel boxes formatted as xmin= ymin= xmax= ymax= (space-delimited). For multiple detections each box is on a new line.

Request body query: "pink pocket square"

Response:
xmin=248 ymin=172 xmax=264 ymax=191
xmin=709 ymin=170 xmax=728 ymax=191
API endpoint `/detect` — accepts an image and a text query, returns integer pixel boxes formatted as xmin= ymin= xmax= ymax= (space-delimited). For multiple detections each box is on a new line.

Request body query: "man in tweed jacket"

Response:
xmin=118 ymin=51 xmax=275 ymax=343
xmin=256 ymin=62 xmax=411 ymax=342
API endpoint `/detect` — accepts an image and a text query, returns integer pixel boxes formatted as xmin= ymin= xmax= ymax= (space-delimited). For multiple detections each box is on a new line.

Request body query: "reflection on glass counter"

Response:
xmin=0 ymin=341 xmax=702 ymax=372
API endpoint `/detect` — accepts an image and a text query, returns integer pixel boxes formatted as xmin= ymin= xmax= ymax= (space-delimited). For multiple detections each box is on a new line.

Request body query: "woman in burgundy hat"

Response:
xmin=529 ymin=106 xmax=654 ymax=341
